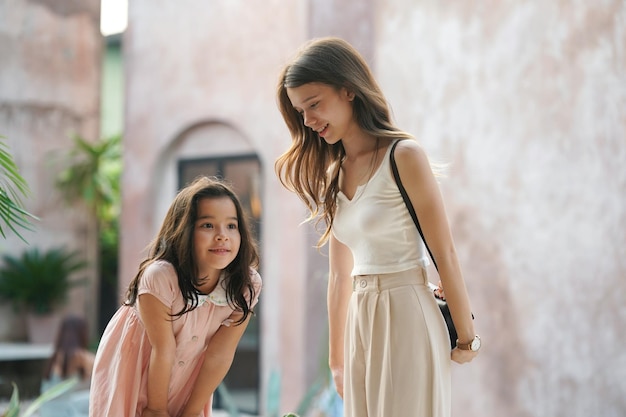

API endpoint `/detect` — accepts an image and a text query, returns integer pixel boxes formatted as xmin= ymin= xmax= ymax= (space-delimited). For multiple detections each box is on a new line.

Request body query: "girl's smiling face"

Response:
xmin=287 ymin=82 xmax=357 ymax=144
xmin=193 ymin=196 xmax=241 ymax=281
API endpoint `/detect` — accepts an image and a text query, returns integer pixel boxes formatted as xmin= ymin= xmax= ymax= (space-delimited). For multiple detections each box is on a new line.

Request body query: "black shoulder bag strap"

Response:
xmin=389 ymin=140 xmax=473 ymax=350
xmin=389 ymin=140 xmax=438 ymax=270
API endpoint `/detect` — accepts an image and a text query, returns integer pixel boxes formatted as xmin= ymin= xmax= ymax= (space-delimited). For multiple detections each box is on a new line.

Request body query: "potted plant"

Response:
xmin=0 ymin=247 xmax=87 ymax=343
xmin=1 ymin=378 xmax=77 ymax=417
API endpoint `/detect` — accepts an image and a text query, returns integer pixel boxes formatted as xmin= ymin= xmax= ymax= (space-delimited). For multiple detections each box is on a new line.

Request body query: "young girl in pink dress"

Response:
xmin=89 ymin=176 xmax=262 ymax=417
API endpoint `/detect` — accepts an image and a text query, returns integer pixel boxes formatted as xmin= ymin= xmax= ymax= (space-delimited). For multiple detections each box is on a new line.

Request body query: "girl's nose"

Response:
xmin=303 ymin=111 xmax=315 ymax=128
xmin=215 ymin=228 xmax=228 ymax=240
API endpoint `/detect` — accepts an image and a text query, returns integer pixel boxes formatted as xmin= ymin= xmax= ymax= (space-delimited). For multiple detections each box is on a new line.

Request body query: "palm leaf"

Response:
xmin=2 ymin=382 xmax=21 ymax=417
xmin=0 ymin=247 xmax=88 ymax=314
xmin=55 ymin=134 xmax=121 ymax=223
xmin=0 ymin=191 xmax=34 ymax=237
xmin=22 ymin=377 xmax=78 ymax=417
xmin=0 ymin=138 xmax=38 ymax=242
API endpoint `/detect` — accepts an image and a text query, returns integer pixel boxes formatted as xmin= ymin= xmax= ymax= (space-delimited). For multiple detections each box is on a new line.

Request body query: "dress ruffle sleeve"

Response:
xmin=136 ymin=261 xmax=178 ymax=307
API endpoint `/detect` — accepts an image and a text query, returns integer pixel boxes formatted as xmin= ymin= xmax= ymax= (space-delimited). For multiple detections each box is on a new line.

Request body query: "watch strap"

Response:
xmin=456 ymin=335 xmax=480 ymax=351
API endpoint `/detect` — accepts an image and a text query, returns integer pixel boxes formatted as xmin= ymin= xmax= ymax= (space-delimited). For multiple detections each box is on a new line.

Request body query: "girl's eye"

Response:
xmin=228 ymin=223 xmax=238 ymax=230
xmin=201 ymin=223 xmax=214 ymax=229
xmin=310 ymin=101 xmax=319 ymax=109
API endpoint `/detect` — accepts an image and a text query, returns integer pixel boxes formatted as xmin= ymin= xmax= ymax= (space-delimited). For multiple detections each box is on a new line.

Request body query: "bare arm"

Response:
xmin=138 ymin=294 xmax=176 ymax=415
xmin=328 ymin=234 xmax=354 ymax=397
xmin=394 ymin=140 xmax=477 ymax=363
xmin=79 ymin=349 xmax=96 ymax=379
xmin=179 ymin=313 xmax=252 ymax=417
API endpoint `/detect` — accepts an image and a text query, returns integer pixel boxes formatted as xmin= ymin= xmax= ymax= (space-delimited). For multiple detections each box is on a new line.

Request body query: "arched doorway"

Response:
xmin=159 ymin=121 xmax=263 ymax=414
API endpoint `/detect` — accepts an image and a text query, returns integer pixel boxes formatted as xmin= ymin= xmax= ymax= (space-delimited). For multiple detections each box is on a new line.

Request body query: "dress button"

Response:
xmin=192 ymin=336 xmax=198 ymax=342
xmin=178 ymin=361 xmax=185 ymax=366
xmin=360 ymin=279 xmax=367 ymax=288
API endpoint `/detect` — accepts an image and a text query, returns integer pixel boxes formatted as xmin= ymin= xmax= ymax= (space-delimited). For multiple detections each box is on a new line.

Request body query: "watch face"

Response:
xmin=470 ymin=336 xmax=481 ymax=351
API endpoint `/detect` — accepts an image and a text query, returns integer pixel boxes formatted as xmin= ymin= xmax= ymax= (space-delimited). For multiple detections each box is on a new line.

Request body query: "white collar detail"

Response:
xmin=193 ymin=273 xmax=229 ymax=307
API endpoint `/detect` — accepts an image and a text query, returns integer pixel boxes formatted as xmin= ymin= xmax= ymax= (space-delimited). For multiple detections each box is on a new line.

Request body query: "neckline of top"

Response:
xmin=194 ymin=272 xmax=229 ymax=307
xmin=338 ymin=140 xmax=396 ymax=202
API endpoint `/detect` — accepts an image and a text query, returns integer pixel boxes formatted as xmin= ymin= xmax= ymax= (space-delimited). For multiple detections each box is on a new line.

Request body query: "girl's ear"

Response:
xmin=341 ymin=87 xmax=356 ymax=101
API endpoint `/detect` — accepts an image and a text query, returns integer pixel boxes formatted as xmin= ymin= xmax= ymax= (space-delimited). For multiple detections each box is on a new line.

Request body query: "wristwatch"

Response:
xmin=456 ymin=335 xmax=481 ymax=351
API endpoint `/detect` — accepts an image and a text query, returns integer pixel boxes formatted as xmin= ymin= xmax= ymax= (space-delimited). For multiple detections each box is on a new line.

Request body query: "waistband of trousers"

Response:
xmin=352 ymin=267 xmax=427 ymax=292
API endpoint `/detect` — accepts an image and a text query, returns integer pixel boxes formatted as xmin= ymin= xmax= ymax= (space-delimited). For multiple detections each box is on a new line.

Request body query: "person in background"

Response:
xmin=42 ymin=315 xmax=95 ymax=390
xmin=40 ymin=315 xmax=95 ymax=417
xmin=89 ymin=176 xmax=262 ymax=417
xmin=275 ymin=37 xmax=479 ymax=416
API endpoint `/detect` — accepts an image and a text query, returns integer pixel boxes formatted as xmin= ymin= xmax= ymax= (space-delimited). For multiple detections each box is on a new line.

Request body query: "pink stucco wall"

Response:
xmin=121 ymin=0 xmax=625 ymax=415
xmin=1 ymin=0 xmax=624 ymax=415
xmin=375 ymin=2 xmax=626 ymax=416
xmin=0 ymin=0 xmax=102 ymax=341
xmin=120 ymin=0 xmax=312 ymax=411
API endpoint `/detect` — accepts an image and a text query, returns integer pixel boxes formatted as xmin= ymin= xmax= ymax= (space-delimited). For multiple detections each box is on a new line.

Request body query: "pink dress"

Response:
xmin=89 ymin=260 xmax=262 ymax=417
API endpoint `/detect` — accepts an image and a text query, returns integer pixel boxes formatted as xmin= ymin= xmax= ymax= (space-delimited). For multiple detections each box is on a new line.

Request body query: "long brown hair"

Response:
xmin=275 ymin=37 xmax=413 ymax=246
xmin=44 ymin=315 xmax=89 ymax=380
xmin=124 ymin=176 xmax=259 ymax=324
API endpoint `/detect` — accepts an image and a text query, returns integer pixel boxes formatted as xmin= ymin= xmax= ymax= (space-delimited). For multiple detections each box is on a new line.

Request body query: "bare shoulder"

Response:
xmin=392 ymin=139 xmax=430 ymax=171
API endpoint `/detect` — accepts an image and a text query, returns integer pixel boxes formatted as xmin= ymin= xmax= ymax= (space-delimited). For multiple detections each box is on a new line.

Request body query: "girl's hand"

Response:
xmin=331 ymin=367 xmax=344 ymax=399
xmin=451 ymin=347 xmax=478 ymax=364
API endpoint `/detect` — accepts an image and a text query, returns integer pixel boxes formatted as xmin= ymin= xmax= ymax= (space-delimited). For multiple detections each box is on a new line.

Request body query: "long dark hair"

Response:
xmin=275 ymin=37 xmax=412 ymax=246
xmin=43 ymin=315 xmax=89 ymax=380
xmin=124 ymin=176 xmax=259 ymax=324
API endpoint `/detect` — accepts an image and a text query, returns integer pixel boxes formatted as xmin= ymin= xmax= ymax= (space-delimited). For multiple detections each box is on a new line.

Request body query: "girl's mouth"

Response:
xmin=210 ymin=248 xmax=230 ymax=254
xmin=317 ymin=124 xmax=328 ymax=137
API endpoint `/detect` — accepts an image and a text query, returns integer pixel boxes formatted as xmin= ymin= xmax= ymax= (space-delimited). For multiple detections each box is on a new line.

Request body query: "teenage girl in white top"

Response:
xmin=275 ymin=37 xmax=479 ymax=417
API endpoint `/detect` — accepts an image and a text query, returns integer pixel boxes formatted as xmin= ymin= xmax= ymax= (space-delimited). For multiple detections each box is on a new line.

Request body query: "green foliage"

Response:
xmin=1 ymin=378 xmax=78 ymax=417
xmin=55 ymin=134 xmax=121 ymax=225
xmin=293 ymin=377 xmax=325 ymax=416
xmin=2 ymin=381 xmax=19 ymax=417
xmin=267 ymin=368 xmax=341 ymax=417
xmin=53 ymin=134 xmax=121 ymax=327
xmin=0 ymin=138 xmax=38 ymax=242
xmin=0 ymin=247 xmax=88 ymax=315
xmin=266 ymin=370 xmax=282 ymax=417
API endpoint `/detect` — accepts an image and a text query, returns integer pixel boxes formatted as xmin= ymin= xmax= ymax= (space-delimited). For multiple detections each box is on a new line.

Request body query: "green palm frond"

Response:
xmin=0 ymin=138 xmax=38 ymax=242
xmin=22 ymin=378 xmax=78 ymax=417
xmin=0 ymin=247 xmax=88 ymax=315
xmin=55 ymin=134 xmax=121 ymax=223
xmin=3 ymin=382 xmax=20 ymax=417
xmin=1 ymin=378 xmax=78 ymax=417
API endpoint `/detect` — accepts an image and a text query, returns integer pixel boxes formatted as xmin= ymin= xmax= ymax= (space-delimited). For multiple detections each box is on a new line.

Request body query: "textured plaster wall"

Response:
xmin=7 ymin=0 xmax=623 ymax=414
xmin=375 ymin=1 xmax=626 ymax=416
xmin=123 ymin=0 xmax=625 ymax=415
xmin=121 ymin=0 xmax=312 ymax=411
xmin=0 ymin=0 xmax=102 ymax=340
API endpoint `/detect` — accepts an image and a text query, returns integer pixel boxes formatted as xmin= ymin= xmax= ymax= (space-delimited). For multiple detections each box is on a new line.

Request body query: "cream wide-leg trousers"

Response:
xmin=343 ymin=267 xmax=451 ymax=417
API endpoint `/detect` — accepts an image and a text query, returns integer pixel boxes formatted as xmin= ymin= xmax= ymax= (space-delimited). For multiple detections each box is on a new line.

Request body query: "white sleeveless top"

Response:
xmin=332 ymin=140 xmax=429 ymax=276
